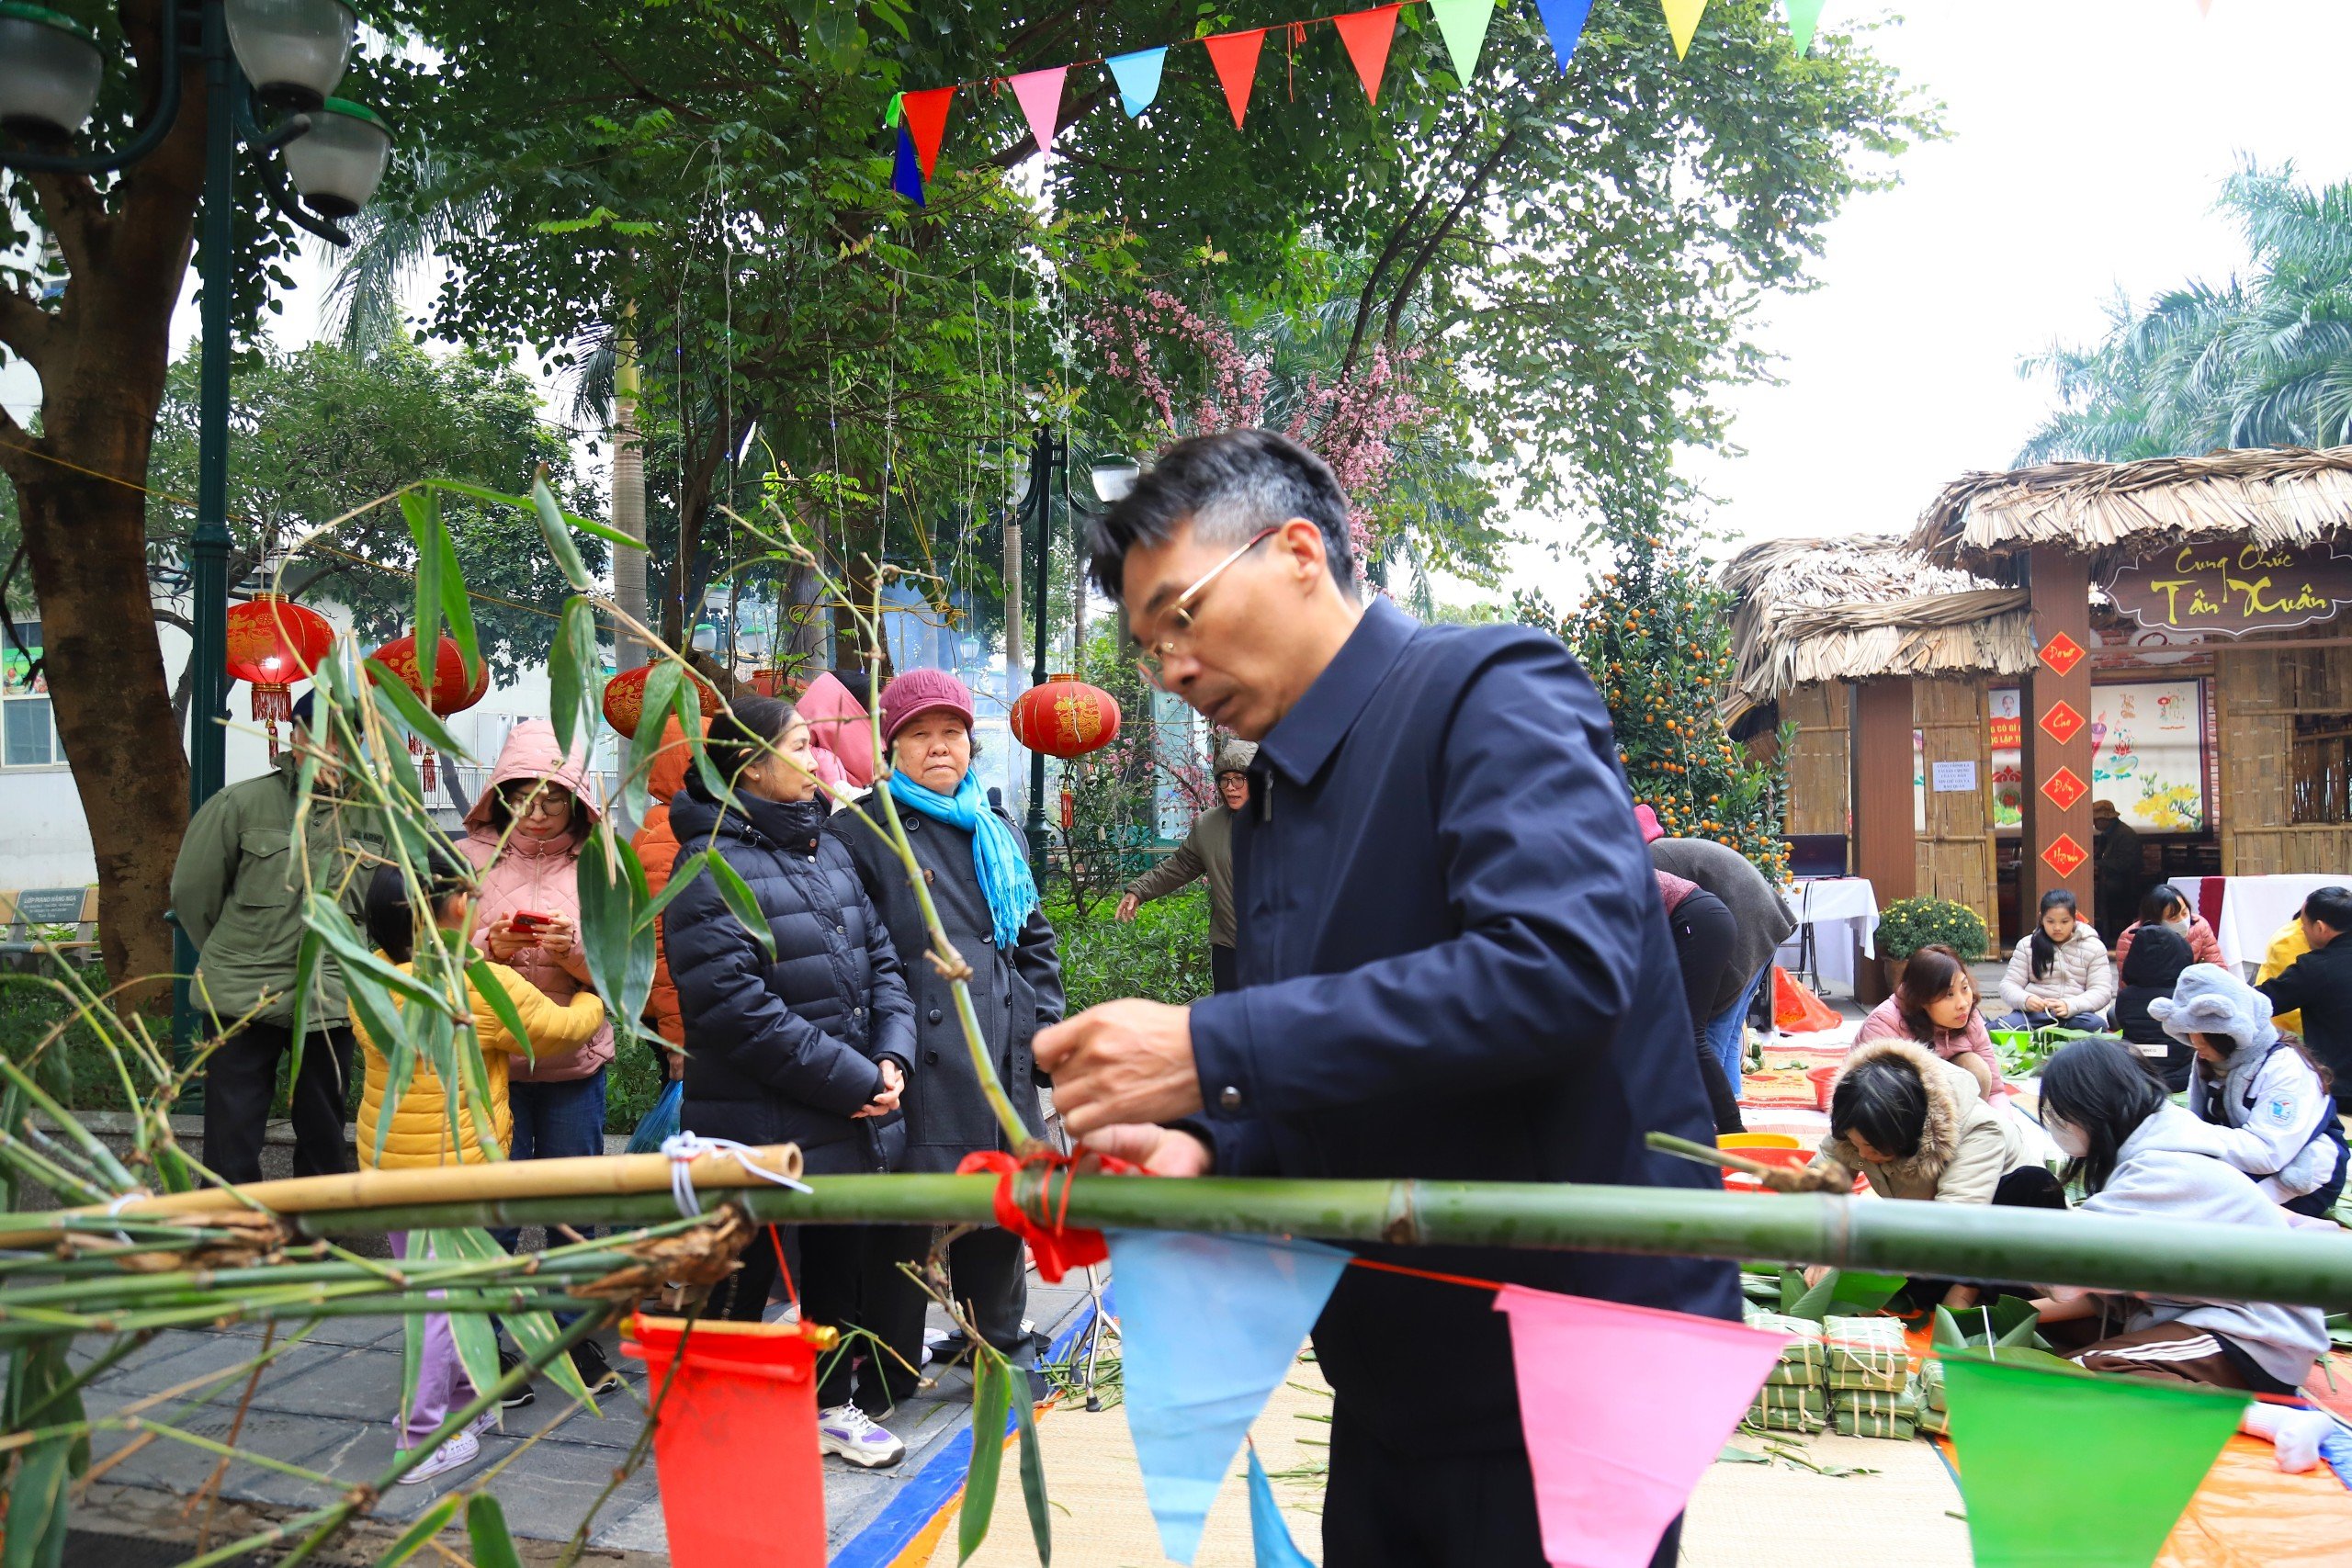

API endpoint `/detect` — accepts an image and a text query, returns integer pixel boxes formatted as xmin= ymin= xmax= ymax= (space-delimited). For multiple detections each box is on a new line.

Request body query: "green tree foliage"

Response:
xmin=1519 ymin=536 xmax=1787 ymax=879
xmin=2020 ymin=163 xmax=2352 ymax=460
xmin=143 ymin=337 xmax=594 ymax=698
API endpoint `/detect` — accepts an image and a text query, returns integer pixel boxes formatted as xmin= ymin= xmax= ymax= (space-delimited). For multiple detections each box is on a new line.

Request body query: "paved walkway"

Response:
xmin=71 ymin=1257 xmax=1096 ymax=1561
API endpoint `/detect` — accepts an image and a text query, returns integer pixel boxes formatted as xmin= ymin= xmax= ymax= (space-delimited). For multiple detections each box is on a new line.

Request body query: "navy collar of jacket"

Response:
xmin=669 ymin=788 xmax=826 ymax=852
xmin=1256 ymin=595 xmax=1417 ymax=788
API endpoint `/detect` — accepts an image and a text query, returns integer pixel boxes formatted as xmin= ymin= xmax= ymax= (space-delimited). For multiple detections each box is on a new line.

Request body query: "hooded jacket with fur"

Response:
xmin=458 ymin=721 xmax=613 ymax=1082
xmin=1808 ymin=1037 xmax=2032 ymax=1203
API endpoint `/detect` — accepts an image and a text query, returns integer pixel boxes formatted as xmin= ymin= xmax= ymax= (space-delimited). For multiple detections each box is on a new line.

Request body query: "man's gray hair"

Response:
xmin=1086 ymin=429 xmax=1356 ymax=604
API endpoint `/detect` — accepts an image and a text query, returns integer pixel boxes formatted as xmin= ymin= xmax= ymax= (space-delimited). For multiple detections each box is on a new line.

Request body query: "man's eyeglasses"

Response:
xmin=1131 ymin=525 xmax=1280 ymax=690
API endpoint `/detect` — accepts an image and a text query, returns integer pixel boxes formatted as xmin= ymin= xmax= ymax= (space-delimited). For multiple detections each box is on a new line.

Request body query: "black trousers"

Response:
xmin=1211 ymin=943 xmax=1238 ymax=994
xmin=1902 ymin=1165 xmax=2070 ymax=1308
xmin=201 ymin=1021 xmax=355 ymax=1187
xmin=714 ymin=1224 xmax=931 ymax=1415
xmin=1324 ymin=1401 xmax=1681 ymax=1567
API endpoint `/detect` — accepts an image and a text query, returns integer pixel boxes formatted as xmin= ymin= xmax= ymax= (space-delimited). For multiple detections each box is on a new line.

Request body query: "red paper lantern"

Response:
xmin=224 ymin=593 xmax=334 ymax=757
xmin=1011 ymin=673 xmax=1121 ymax=759
xmin=603 ymin=663 xmax=722 ymax=738
xmin=368 ymin=633 xmax=491 ymax=793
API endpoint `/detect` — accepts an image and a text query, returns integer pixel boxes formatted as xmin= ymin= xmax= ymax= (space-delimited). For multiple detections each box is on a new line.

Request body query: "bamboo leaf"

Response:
xmin=437 ymin=1227 xmax=597 ymax=1410
xmin=431 ymin=474 xmax=639 ymax=552
xmin=624 ymin=662 xmax=683 ymax=824
xmin=371 ymin=1493 xmax=463 ymax=1565
xmin=467 ymin=956 xmax=537 ymax=1070
xmin=2 ymin=1433 xmax=74 ymax=1568
xmin=530 ymin=474 xmax=592 ymax=590
xmin=467 ymin=1494 xmax=526 ymax=1568
xmin=578 ymin=826 xmax=656 ymax=1043
xmin=401 ymin=1311 xmax=424 ymax=1441
xmin=637 ymin=852 xmax=707 ymax=931
xmin=363 ymin=659 xmax=466 ymax=758
xmin=286 ymin=928 xmax=324 ymax=1094
xmin=403 ymin=489 xmax=446 ymax=696
xmin=960 ymin=1353 xmax=1012 ymax=1563
xmin=1012 ymin=1371 xmax=1052 ymax=1565
xmin=548 ymin=596 xmax=597 ymax=761
xmin=429 ymin=493 xmax=481 ymax=691
xmin=706 ymin=852 xmax=777 ymax=959
xmin=305 ymin=896 xmax=449 ymax=1011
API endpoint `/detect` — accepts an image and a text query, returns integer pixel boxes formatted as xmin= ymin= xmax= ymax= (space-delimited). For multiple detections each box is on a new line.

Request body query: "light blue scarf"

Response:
xmin=886 ymin=768 xmax=1040 ymax=950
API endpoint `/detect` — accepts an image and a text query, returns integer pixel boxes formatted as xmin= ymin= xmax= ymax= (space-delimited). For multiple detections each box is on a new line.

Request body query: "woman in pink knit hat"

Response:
xmin=826 ymin=668 xmax=1064 ymax=1383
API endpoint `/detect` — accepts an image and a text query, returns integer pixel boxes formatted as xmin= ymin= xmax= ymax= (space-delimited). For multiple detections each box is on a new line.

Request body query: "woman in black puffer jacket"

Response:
xmin=664 ymin=694 xmax=923 ymax=1467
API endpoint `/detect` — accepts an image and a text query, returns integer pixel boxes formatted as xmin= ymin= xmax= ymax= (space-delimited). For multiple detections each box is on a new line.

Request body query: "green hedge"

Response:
xmin=1046 ymin=887 xmax=1216 ymax=1012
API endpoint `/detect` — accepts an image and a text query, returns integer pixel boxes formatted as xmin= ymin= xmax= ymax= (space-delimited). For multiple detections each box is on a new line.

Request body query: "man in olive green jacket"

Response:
xmin=1118 ymin=740 xmax=1254 ymax=992
xmin=171 ymin=697 xmax=381 ymax=1184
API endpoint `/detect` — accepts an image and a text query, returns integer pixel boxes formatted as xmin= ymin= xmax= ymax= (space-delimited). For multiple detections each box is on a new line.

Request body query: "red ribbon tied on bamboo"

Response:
xmin=956 ymin=1148 xmax=1139 ymax=1282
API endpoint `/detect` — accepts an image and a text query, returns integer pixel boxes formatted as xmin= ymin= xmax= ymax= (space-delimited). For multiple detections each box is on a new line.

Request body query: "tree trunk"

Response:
xmin=609 ymin=318 xmax=649 ymax=671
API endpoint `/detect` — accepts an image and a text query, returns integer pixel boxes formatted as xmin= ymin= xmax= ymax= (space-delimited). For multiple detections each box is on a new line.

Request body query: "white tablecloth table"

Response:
xmin=2210 ymin=874 xmax=2352 ymax=971
xmin=1773 ymin=877 xmax=1881 ymax=997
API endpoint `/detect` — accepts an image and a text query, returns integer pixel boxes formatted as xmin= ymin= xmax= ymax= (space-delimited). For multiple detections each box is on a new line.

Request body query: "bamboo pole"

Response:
xmin=237 ymin=1174 xmax=2352 ymax=1314
xmin=0 ymin=1145 xmax=804 ymax=1247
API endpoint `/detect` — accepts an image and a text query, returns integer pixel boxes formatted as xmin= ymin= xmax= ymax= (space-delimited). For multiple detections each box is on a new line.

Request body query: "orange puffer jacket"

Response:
xmin=632 ymin=718 xmax=702 ymax=1056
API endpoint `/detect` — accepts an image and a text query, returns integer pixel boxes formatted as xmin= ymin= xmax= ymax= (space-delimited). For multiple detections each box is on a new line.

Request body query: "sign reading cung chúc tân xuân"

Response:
xmin=2106 ymin=541 xmax=2352 ymax=637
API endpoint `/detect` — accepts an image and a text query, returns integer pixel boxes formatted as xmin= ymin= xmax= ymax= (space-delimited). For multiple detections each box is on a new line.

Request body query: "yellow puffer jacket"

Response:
xmin=355 ymin=956 xmax=607 ymax=1170
xmin=2259 ymin=919 xmax=2311 ymax=1037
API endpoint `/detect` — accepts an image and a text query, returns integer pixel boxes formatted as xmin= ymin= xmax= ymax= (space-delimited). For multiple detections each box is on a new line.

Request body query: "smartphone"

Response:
xmin=510 ymin=911 xmax=553 ymax=933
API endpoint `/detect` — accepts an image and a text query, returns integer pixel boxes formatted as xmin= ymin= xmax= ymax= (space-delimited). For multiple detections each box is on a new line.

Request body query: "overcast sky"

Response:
xmin=1498 ymin=0 xmax=2352 ymax=601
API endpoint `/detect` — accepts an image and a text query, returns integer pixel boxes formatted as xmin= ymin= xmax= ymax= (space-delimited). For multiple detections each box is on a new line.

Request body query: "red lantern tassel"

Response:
xmin=422 ymin=747 xmax=438 ymax=794
xmin=252 ymin=682 xmax=292 ymax=759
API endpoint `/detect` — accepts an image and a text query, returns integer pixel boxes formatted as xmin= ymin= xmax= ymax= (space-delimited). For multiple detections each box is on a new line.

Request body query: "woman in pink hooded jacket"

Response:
xmin=458 ymin=720 xmax=616 ymax=1168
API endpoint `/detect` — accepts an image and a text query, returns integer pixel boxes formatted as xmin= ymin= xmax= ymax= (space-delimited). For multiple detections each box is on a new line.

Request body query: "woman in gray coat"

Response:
xmin=826 ymin=669 xmax=1063 ymax=1370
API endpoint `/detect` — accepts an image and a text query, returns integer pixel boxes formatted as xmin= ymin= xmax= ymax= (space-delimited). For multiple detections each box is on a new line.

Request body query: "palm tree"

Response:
xmin=2019 ymin=163 xmax=2352 ymax=460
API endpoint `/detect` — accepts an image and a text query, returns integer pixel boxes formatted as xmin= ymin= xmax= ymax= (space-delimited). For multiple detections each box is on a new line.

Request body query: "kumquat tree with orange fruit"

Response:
xmin=1520 ymin=532 xmax=1788 ymax=881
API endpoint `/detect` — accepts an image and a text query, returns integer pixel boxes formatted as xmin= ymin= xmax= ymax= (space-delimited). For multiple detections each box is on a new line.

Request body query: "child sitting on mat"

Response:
xmin=2028 ymin=1036 xmax=2339 ymax=1472
xmin=356 ymin=855 xmax=607 ymax=1483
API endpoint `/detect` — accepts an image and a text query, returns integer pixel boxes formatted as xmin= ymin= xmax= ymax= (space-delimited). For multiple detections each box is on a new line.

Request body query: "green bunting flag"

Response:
xmin=1427 ymin=0 xmax=1495 ymax=82
xmin=1939 ymin=1355 xmax=2246 ymax=1566
xmin=1661 ymin=0 xmax=1709 ymax=60
xmin=1784 ymin=0 xmax=1826 ymax=54
xmin=884 ymin=91 xmax=902 ymax=128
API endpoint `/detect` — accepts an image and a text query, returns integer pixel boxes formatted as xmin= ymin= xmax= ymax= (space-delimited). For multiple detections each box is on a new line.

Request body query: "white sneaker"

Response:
xmin=818 ymin=1404 xmax=906 ymax=1468
xmin=395 ymin=1430 xmax=480 ymax=1484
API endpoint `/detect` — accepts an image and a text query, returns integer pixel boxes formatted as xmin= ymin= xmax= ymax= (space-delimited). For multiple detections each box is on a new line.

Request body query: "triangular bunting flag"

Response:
xmin=899 ymin=85 xmax=955 ymax=179
xmin=1108 ymin=1231 xmax=1351 ymax=1565
xmin=1939 ymin=1355 xmax=2246 ymax=1566
xmin=1105 ymin=47 xmax=1166 ymax=118
xmin=1532 ymin=0 xmax=1596 ymax=75
xmin=1009 ymin=65 xmax=1068 ymax=157
xmin=1333 ymin=6 xmax=1401 ymax=104
xmin=1496 ymin=1287 xmax=1789 ymax=1568
xmin=1203 ymin=28 xmax=1267 ymax=129
xmin=892 ymin=125 xmax=924 ymax=207
xmin=1428 ymin=0 xmax=1496 ymax=83
xmin=1784 ymin=0 xmax=1826 ymax=54
xmin=1661 ymin=0 xmax=1709 ymax=59
xmin=1247 ymin=1444 xmax=1315 ymax=1568
xmin=884 ymin=90 xmax=902 ymax=128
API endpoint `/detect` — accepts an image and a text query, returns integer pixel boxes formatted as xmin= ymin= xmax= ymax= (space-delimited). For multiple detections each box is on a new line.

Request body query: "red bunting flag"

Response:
xmin=1009 ymin=66 xmax=1068 ymax=156
xmin=1204 ymin=28 xmax=1267 ymax=128
xmin=1332 ymin=6 xmax=1401 ymax=103
xmin=899 ymin=85 xmax=956 ymax=179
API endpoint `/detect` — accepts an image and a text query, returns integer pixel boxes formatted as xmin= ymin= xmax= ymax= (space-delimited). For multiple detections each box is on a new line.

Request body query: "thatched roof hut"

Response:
xmin=1723 ymin=536 xmax=2034 ymax=729
xmin=1912 ymin=446 xmax=2352 ymax=567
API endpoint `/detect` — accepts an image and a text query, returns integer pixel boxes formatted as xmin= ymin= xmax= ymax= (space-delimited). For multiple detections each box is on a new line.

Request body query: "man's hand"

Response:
xmin=1115 ymin=892 xmax=1140 ymax=923
xmin=1034 ymin=999 xmax=1203 ymax=1136
xmin=853 ymin=1058 xmax=905 ymax=1119
xmin=1082 ymin=1123 xmax=1214 ymax=1176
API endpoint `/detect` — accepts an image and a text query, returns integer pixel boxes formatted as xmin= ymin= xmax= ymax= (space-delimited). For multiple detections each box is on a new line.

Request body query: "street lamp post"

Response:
xmin=0 ymin=0 xmax=391 ymax=1093
xmin=1009 ymin=426 xmax=1138 ymax=876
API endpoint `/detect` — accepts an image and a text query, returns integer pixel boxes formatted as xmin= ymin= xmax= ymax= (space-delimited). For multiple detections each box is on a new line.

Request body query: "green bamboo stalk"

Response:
xmin=243 ymin=1172 xmax=2352 ymax=1312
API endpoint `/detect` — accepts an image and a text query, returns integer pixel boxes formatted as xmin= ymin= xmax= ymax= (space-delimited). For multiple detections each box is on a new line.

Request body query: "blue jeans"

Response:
xmin=494 ymin=1067 xmax=607 ymax=1256
xmin=1707 ymin=964 xmax=1770 ymax=1089
xmin=1996 ymin=1010 xmax=2109 ymax=1033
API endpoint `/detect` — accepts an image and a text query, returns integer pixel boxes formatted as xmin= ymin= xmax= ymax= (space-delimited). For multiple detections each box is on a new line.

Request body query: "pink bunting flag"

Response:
xmin=1204 ymin=28 xmax=1267 ymax=129
xmin=1009 ymin=66 xmax=1068 ymax=157
xmin=899 ymin=86 xmax=956 ymax=180
xmin=1333 ymin=6 xmax=1401 ymax=104
xmin=1495 ymin=1287 xmax=1789 ymax=1567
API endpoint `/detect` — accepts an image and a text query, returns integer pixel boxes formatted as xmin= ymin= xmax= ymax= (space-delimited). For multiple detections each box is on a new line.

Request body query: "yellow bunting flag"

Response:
xmin=1661 ymin=0 xmax=1709 ymax=59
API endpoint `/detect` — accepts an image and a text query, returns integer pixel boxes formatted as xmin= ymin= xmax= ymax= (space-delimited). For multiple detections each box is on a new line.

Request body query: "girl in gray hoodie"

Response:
xmin=2030 ymin=1037 xmax=2337 ymax=1472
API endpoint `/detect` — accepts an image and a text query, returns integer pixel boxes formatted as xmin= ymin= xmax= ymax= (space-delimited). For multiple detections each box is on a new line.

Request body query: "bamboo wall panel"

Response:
xmin=1915 ymin=679 xmax=1996 ymax=929
xmin=2217 ymin=646 xmax=2352 ymax=874
xmin=1783 ymin=683 xmax=1849 ymax=843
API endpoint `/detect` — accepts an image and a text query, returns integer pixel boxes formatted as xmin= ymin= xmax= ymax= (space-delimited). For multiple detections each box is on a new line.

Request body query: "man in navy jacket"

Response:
xmin=1037 ymin=430 xmax=1737 ymax=1566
